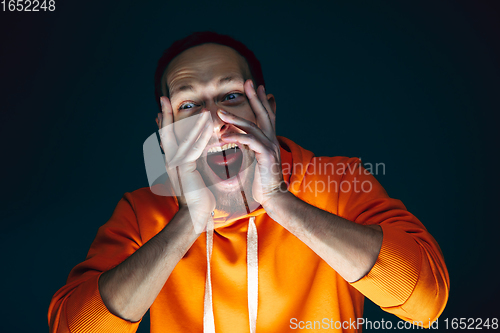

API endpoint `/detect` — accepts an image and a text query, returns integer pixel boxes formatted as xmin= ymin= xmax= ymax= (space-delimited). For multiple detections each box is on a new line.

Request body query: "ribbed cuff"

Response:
xmin=350 ymin=224 xmax=421 ymax=308
xmin=66 ymin=272 xmax=142 ymax=333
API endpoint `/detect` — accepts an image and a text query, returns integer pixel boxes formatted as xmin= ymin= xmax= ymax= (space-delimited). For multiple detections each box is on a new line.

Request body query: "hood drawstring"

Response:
xmin=203 ymin=213 xmax=215 ymax=333
xmin=203 ymin=216 xmax=258 ymax=333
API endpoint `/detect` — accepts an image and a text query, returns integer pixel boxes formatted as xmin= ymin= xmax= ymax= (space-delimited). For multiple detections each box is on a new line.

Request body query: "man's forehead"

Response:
xmin=161 ymin=43 xmax=251 ymax=97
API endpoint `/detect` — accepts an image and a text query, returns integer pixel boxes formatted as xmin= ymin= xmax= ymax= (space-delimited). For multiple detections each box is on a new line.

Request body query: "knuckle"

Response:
xmin=193 ymin=144 xmax=203 ymax=153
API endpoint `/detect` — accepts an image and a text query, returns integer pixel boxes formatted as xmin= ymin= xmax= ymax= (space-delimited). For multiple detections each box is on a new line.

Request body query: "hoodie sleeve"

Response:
xmin=48 ymin=193 xmax=143 ymax=333
xmin=337 ymin=158 xmax=449 ymax=328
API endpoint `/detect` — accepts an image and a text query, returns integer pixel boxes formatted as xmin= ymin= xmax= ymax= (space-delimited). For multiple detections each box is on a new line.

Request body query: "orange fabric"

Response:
xmin=48 ymin=136 xmax=449 ymax=332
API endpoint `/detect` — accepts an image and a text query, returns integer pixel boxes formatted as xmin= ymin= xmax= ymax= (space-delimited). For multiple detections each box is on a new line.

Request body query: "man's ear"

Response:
xmin=155 ymin=114 xmax=161 ymax=129
xmin=155 ymin=115 xmax=165 ymax=152
xmin=266 ymin=93 xmax=276 ymax=114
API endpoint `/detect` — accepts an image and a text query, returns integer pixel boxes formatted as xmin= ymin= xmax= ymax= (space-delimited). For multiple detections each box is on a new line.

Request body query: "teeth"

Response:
xmin=207 ymin=143 xmax=238 ymax=154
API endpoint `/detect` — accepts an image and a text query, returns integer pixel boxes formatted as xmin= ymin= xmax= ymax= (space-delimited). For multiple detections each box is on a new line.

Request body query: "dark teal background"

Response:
xmin=1 ymin=1 xmax=499 ymax=332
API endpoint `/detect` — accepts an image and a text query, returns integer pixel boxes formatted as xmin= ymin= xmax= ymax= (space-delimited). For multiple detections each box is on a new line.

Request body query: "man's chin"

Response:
xmin=203 ymin=166 xmax=257 ymax=215
xmin=210 ymin=173 xmax=256 ymax=214
xmin=209 ymin=174 xmax=245 ymax=191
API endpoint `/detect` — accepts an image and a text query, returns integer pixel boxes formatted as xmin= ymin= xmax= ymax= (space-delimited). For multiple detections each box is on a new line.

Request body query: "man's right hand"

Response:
xmin=157 ymin=96 xmax=216 ymax=233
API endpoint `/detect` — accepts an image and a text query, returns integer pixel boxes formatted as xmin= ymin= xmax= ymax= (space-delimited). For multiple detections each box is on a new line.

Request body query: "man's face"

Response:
xmin=161 ymin=43 xmax=259 ymax=214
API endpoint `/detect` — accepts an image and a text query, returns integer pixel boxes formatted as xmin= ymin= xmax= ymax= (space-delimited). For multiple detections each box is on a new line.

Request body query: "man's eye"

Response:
xmin=179 ymin=102 xmax=197 ymax=110
xmin=223 ymin=93 xmax=242 ymax=101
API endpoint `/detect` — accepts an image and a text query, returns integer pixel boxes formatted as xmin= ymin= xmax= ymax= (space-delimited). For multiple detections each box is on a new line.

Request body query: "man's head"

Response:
xmin=154 ymin=32 xmax=276 ymax=216
xmin=154 ymin=31 xmax=266 ymax=109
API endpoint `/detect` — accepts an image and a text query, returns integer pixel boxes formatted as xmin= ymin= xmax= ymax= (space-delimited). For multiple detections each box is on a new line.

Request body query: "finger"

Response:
xmin=159 ymin=97 xmax=178 ymax=160
xmin=217 ymin=109 xmax=270 ymax=145
xmin=220 ymin=132 xmax=277 ymax=164
xmin=257 ymin=85 xmax=276 ymax=131
xmin=158 ymin=97 xmax=184 ymax=196
xmin=173 ymin=120 xmax=212 ymax=164
xmin=244 ymin=80 xmax=274 ymax=140
xmin=169 ymin=111 xmax=211 ymax=165
xmin=159 ymin=96 xmax=174 ymax=128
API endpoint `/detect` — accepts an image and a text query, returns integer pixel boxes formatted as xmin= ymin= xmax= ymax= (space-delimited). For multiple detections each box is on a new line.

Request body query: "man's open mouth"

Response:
xmin=206 ymin=143 xmax=243 ymax=180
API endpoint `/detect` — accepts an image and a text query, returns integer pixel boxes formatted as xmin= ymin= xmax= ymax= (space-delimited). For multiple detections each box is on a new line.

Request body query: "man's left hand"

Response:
xmin=218 ymin=79 xmax=286 ymax=208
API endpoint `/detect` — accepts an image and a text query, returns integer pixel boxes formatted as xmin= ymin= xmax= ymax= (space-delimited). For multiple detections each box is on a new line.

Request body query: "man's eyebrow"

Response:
xmin=170 ymin=84 xmax=194 ymax=98
xmin=218 ymin=76 xmax=235 ymax=85
xmin=218 ymin=76 xmax=246 ymax=86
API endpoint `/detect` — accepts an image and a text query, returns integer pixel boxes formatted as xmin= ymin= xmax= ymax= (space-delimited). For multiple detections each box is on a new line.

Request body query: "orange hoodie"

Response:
xmin=48 ymin=136 xmax=449 ymax=333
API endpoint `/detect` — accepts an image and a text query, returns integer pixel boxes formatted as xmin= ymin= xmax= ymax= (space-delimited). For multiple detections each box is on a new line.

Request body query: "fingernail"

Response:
xmin=250 ymin=81 xmax=254 ymax=89
xmin=218 ymin=109 xmax=227 ymax=115
xmin=160 ymin=97 xmax=163 ymax=107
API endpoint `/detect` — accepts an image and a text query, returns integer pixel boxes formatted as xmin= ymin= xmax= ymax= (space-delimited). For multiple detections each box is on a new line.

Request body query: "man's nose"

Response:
xmin=202 ymin=105 xmax=228 ymax=134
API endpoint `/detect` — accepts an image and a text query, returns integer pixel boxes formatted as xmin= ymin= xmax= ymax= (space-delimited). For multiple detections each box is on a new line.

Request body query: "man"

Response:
xmin=48 ymin=31 xmax=449 ymax=333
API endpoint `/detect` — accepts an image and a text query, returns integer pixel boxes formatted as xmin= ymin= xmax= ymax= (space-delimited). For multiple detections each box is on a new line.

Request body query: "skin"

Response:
xmin=98 ymin=43 xmax=383 ymax=323
xmin=160 ymin=43 xmax=275 ymax=219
